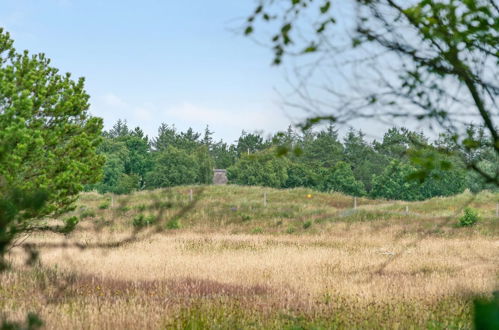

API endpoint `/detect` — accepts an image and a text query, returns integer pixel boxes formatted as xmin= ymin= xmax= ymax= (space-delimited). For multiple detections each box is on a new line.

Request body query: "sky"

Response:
xmin=0 ymin=0 xmax=432 ymax=143
xmin=0 ymin=0 xmax=309 ymax=143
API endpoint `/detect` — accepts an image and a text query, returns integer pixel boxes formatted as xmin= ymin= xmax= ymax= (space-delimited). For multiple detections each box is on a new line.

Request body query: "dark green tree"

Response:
xmin=236 ymin=131 xmax=267 ymax=156
xmin=145 ymin=146 xmax=199 ymax=188
xmin=370 ymin=161 xmax=423 ymax=201
xmin=195 ymin=145 xmax=215 ymax=184
xmin=0 ymin=28 xmax=103 ymax=265
xmin=122 ymin=127 xmax=152 ymax=188
xmin=374 ymin=128 xmax=427 ymax=160
xmin=177 ymin=127 xmax=201 ymax=151
xmin=343 ymin=129 xmax=385 ymax=192
xmin=88 ymin=138 xmax=128 ymax=193
xmin=202 ymin=125 xmax=214 ymax=148
xmin=318 ymin=161 xmax=366 ymax=196
xmin=211 ymin=141 xmax=237 ymax=169
xmin=284 ymin=162 xmax=317 ymax=189
xmin=227 ymin=149 xmax=289 ymax=188
xmin=300 ymin=124 xmax=343 ymax=168
xmin=152 ymin=123 xmax=178 ymax=151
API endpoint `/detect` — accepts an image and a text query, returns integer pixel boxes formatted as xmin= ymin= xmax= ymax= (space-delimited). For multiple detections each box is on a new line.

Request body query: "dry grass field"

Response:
xmin=1 ymin=186 xmax=498 ymax=329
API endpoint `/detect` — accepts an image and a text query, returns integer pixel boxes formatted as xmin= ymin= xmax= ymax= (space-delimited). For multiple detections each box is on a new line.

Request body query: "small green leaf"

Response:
xmin=320 ymin=1 xmax=331 ymax=14
xmin=244 ymin=26 xmax=254 ymax=35
xmin=302 ymin=44 xmax=318 ymax=53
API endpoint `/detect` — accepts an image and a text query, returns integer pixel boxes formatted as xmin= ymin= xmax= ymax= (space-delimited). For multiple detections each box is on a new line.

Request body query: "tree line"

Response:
xmin=85 ymin=120 xmax=498 ymax=201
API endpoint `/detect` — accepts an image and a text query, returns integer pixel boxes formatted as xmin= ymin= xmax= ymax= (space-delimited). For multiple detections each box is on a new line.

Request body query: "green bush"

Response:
xmin=459 ymin=207 xmax=479 ymax=227
xmin=227 ymin=148 xmax=289 ymax=188
xmin=241 ymin=214 xmax=252 ymax=222
xmin=98 ymin=201 xmax=110 ymax=209
xmin=61 ymin=216 xmax=79 ymax=234
xmin=251 ymin=227 xmax=263 ymax=234
xmin=117 ymin=205 xmax=131 ymax=213
xmin=303 ymin=220 xmax=312 ymax=229
xmin=145 ymin=146 xmax=200 ymax=188
xmin=166 ymin=218 xmax=180 ymax=229
xmin=132 ymin=214 xmax=157 ymax=228
xmin=79 ymin=209 xmax=96 ymax=219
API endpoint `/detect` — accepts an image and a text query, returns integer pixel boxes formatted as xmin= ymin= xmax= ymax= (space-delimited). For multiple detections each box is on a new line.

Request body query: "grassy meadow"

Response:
xmin=2 ymin=185 xmax=499 ymax=329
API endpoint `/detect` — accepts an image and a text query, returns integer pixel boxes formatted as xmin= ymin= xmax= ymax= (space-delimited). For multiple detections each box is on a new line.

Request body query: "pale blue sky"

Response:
xmin=2 ymin=0 xmax=427 ymax=143
xmin=1 ymin=0 xmax=306 ymax=142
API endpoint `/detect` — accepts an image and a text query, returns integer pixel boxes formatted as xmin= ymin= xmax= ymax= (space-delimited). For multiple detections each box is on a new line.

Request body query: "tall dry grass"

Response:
xmin=1 ymin=186 xmax=499 ymax=329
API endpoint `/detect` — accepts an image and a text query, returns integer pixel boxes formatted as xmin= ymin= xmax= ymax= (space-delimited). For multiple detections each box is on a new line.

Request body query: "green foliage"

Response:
xmin=251 ymin=227 xmax=263 ymax=234
xmin=284 ymin=162 xmax=316 ymax=188
xmin=117 ymin=205 xmax=131 ymax=214
xmin=458 ymin=207 xmax=479 ymax=227
xmin=371 ymin=161 xmax=425 ymax=201
xmin=473 ymin=292 xmax=499 ymax=330
xmin=132 ymin=214 xmax=157 ymax=228
xmin=0 ymin=28 xmax=103 ymax=218
xmin=211 ymin=141 xmax=237 ymax=169
xmin=302 ymin=220 xmax=312 ymax=229
xmin=1 ymin=312 xmax=43 ymax=330
xmin=166 ymin=218 xmax=180 ymax=230
xmin=79 ymin=209 xmax=96 ymax=219
xmin=112 ymin=174 xmax=140 ymax=195
xmin=0 ymin=188 xmax=48 ymax=269
xmin=300 ymin=124 xmax=343 ymax=168
xmin=318 ymin=161 xmax=366 ymax=197
xmin=343 ymin=129 xmax=384 ymax=192
xmin=88 ymin=118 xmax=489 ymax=202
xmin=236 ymin=131 xmax=267 ymax=156
xmin=244 ymin=0 xmax=499 ymax=192
xmin=227 ymin=149 xmax=289 ymax=188
xmin=195 ymin=146 xmax=215 ymax=184
xmin=61 ymin=216 xmax=79 ymax=234
xmin=241 ymin=214 xmax=252 ymax=222
xmin=98 ymin=201 xmax=110 ymax=209
xmin=87 ymin=121 xmax=151 ymax=194
xmin=146 ymin=146 xmax=199 ymax=188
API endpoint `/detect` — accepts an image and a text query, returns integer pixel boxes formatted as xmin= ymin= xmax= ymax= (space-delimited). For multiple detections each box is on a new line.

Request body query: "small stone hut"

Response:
xmin=213 ymin=169 xmax=228 ymax=185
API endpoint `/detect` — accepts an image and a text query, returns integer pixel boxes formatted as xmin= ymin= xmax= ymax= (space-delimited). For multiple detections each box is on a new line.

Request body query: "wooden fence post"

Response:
xmin=189 ymin=189 xmax=193 ymax=202
xmin=353 ymin=197 xmax=357 ymax=209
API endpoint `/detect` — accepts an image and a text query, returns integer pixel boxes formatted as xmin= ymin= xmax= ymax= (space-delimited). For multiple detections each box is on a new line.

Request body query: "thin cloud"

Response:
xmin=103 ymin=93 xmax=128 ymax=108
xmin=164 ymin=102 xmax=286 ymax=131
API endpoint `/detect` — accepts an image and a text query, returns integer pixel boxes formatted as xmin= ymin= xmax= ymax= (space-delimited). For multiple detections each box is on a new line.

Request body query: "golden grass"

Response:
xmin=2 ymin=186 xmax=499 ymax=329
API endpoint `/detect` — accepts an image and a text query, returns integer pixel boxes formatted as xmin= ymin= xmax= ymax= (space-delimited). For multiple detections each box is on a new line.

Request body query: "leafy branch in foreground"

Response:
xmin=244 ymin=0 xmax=498 ymax=185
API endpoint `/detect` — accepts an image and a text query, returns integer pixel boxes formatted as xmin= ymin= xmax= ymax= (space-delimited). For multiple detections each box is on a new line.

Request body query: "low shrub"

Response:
xmin=79 ymin=209 xmax=96 ymax=219
xmin=459 ymin=207 xmax=479 ymax=227
xmin=98 ymin=201 xmax=110 ymax=209
xmin=241 ymin=214 xmax=252 ymax=222
xmin=117 ymin=206 xmax=131 ymax=213
xmin=251 ymin=227 xmax=263 ymax=234
xmin=167 ymin=219 xmax=180 ymax=229
xmin=133 ymin=214 xmax=157 ymax=228
xmin=303 ymin=220 xmax=312 ymax=229
xmin=61 ymin=216 xmax=79 ymax=234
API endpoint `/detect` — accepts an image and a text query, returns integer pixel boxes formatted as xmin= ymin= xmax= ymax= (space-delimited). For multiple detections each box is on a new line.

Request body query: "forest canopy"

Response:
xmin=86 ymin=120 xmax=496 ymax=201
